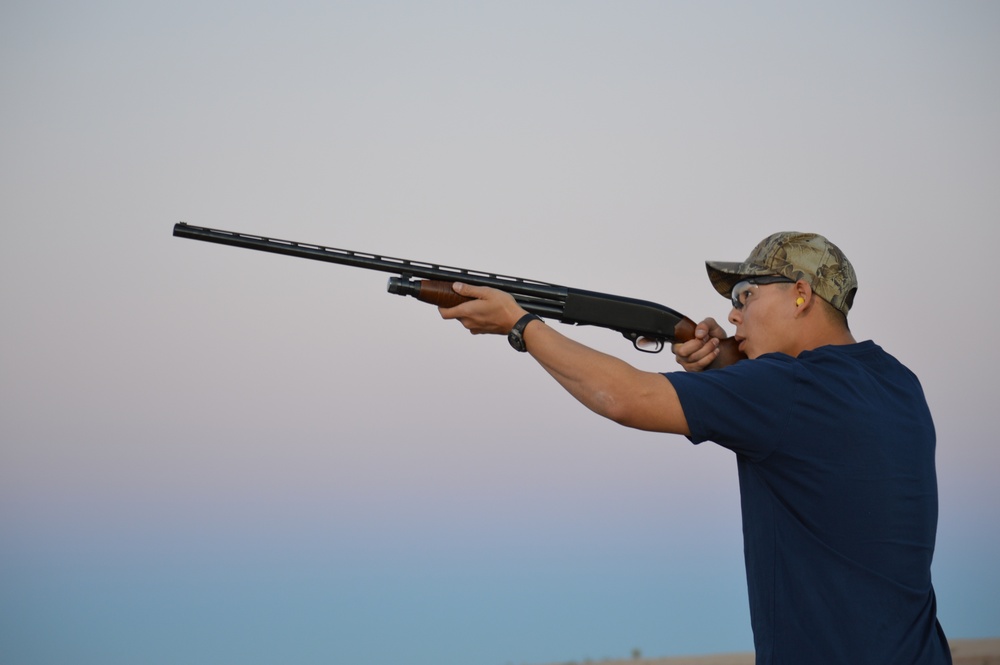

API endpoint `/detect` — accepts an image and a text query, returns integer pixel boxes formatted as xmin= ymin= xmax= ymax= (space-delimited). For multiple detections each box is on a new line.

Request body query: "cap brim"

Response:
xmin=705 ymin=260 xmax=774 ymax=299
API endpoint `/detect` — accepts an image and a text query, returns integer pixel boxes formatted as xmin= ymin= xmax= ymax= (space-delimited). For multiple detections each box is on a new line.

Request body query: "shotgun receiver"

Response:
xmin=173 ymin=222 xmax=742 ymax=368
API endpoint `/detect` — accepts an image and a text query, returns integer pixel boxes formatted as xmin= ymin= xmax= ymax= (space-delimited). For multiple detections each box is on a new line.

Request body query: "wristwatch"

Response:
xmin=508 ymin=313 xmax=541 ymax=352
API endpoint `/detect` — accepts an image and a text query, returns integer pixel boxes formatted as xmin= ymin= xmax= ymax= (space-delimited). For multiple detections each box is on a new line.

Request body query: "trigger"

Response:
xmin=633 ymin=336 xmax=664 ymax=353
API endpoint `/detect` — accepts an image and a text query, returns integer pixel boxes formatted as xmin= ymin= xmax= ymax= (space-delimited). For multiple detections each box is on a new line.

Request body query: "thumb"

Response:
xmin=453 ymin=282 xmax=489 ymax=299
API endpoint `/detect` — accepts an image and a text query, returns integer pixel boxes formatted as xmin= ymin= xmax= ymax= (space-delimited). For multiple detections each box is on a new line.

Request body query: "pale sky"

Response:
xmin=2 ymin=2 xmax=999 ymax=664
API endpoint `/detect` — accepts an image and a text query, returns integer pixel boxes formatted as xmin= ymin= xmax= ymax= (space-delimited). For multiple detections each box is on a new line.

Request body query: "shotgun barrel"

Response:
xmin=173 ymin=222 xmax=743 ymax=365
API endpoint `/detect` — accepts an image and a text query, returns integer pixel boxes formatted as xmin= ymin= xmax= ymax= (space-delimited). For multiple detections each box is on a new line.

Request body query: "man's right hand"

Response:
xmin=672 ymin=317 xmax=729 ymax=372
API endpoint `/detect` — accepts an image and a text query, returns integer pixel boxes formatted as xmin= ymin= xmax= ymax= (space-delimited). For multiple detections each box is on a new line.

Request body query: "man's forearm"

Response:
xmin=523 ymin=319 xmax=690 ymax=435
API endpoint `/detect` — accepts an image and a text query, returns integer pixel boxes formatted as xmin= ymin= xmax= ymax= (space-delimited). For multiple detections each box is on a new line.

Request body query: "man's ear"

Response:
xmin=794 ymin=281 xmax=812 ymax=311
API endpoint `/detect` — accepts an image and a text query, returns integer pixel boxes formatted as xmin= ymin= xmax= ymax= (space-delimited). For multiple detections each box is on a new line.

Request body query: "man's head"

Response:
xmin=705 ymin=233 xmax=858 ymax=358
xmin=706 ymin=232 xmax=858 ymax=317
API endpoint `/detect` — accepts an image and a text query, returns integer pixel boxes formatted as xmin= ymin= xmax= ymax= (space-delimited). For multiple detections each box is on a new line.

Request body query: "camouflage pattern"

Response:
xmin=706 ymin=232 xmax=858 ymax=316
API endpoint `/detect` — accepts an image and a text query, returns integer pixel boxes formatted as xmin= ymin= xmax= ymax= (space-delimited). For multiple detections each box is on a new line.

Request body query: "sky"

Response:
xmin=1 ymin=2 xmax=999 ymax=664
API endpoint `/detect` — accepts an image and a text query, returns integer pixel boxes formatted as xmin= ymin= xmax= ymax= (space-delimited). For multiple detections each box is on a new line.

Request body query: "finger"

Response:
xmin=439 ymin=283 xmax=487 ymax=319
xmin=452 ymin=282 xmax=493 ymax=299
xmin=674 ymin=336 xmax=716 ymax=358
xmin=674 ymin=337 xmax=720 ymax=368
xmin=696 ymin=317 xmax=726 ymax=340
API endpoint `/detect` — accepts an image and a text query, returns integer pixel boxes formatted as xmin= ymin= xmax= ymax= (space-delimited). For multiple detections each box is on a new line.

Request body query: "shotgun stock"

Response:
xmin=173 ymin=222 xmax=743 ymax=368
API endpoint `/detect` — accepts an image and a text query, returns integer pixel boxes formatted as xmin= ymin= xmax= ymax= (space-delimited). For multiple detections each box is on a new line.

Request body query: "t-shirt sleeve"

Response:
xmin=665 ymin=355 xmax=797 ymax=462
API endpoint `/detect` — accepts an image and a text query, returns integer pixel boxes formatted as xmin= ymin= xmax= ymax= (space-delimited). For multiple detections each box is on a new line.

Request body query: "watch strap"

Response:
xmin=508 ymin=313 xmax=541 ymax=352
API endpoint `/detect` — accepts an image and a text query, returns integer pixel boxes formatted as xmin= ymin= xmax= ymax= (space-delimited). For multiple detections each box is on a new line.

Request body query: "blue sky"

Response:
xmin=2 ymin=2 xmax=998 ymax=664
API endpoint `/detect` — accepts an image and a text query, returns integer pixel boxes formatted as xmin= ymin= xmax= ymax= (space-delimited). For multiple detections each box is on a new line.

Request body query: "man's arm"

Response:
xmin=439 ymin=283 xmax=691 ymax=435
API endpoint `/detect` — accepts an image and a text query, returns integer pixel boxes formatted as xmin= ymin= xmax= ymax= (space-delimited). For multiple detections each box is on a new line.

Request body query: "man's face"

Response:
xmin=728 ymin=280 xmax=796 ymax=359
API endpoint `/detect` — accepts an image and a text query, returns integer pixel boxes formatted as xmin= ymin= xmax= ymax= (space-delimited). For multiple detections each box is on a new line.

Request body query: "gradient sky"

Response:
xmin=2 ymin=2 xmax=998 ymax=664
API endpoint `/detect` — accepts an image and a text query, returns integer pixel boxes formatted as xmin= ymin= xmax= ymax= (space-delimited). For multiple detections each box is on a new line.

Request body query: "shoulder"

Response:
xmin=797 ymin=341 xmax=920 ymax=386
xmin=664 ymin=355 xmax=799 ymax=451
xmin=666 ymin=351 xmax=798 ymax=394
xmin=663 ymin=342 xmax=900 ymax=451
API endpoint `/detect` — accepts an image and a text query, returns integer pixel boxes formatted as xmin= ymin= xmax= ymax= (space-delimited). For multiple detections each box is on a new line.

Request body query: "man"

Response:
xmin=439 ymin=232 xmax=951 ymax=664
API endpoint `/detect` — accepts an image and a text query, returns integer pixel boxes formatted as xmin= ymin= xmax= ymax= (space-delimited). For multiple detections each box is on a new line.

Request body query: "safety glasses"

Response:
xmin=731 ymin=276 xmax=795 ymax=310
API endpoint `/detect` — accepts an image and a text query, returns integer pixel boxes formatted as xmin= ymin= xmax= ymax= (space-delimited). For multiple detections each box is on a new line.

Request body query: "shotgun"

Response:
xmin=173 ymin=222 xmax=742 ymax=368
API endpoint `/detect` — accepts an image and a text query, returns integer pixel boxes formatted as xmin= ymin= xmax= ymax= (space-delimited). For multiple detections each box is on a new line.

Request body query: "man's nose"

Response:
xmin=728 ymin=307 xmax=741 ymax=326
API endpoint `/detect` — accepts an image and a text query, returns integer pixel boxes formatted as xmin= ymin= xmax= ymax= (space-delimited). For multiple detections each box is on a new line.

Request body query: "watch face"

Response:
xmin=508 ymin=329 xmax=526 ymax=352
xmin=508 ymin=314 xmax=536 ymax=352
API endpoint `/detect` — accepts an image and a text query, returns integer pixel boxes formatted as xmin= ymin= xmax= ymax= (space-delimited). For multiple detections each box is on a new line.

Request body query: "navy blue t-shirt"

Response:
xmin=666 ymin=341 xmax=951 ymax=664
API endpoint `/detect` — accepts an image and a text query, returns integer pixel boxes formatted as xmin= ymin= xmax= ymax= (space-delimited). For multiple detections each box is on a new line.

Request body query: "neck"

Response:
xmin=792 ymin=326 xmax=856 ymax=356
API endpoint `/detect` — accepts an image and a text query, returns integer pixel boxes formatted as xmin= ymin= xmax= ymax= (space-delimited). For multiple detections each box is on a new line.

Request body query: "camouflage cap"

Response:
xmin=706 ymin=232 xmax=858 ymax=316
